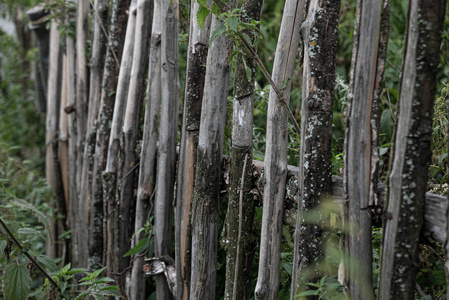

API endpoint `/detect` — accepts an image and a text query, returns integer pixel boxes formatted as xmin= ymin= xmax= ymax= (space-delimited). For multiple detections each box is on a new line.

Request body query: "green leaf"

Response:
xmin=281 ymin=262 xmax=292 ymax=275
xmin=94 ymin=277 xmax=116 ymax=284
xmin=196 ymin=5 xmax=210 ymax=30
xmin=18 ymin=227 xmax=46 ymax=241
xmin=92 ymin=293 xmax=107 ymax=300
xmin=67 ymin=267 xmax=88 ymax=275
xmin=297 ymin=289 xmax=319 ymax=296
xmin=242 ymin=57 xmax=252 ymax=82
xmin=226 ymin=16 xmax=239 ymax=32
xmin=211 ymin=3 xmax=219 ymax=15
xmin=92 ymin=266 xmax=108 ymax=278
xmin=75 ymin=291 xmax=90 ymax=300
xmin=241 ymin=32 xmax=253 ymax=47
xmin=209 ymin=24 xmax=227 ymax=46
xmin=5 ymin=263 xmax=31 ymax=300
xmin=124 ymin=237 xmax=148 ymax=257
xmin=281 ymin=78 xmax=290 ymax=89
xmin=10 ymin=199 xmax=52 ymax=243
xmin=37 ymin=255 xmax=59 ymax=273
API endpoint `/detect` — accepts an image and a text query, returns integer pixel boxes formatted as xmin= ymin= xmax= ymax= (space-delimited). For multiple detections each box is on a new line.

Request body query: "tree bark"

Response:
xmin=89 ymin=0 xmax=128 ymax=273
xmin=46 ymin=22 xmax=63 ymax=259
xmin=291 ymin=0 xmax=340 ymax=297
xmin=115 ymin=0 xmax=151 ymax=294
xmin=59 ymin=55 xmax=69 ymax=217
xmin=75 ymin=0 xmax=109 ymax=271
xmin=175 ymin=1 xmax=211 ymax=299
xmin=154 ymin=1 xmax=178 ymax=299
xmin=222 ymin=0 xmax=262 ymax=299
xmin=189 ymin=15 xmax=230 ymax=300
xmin=103 ymin=0 xmax=136 ymax=285
xmin=75 ymin=0 xmax=90 ymax=268
xmin=253 ymin=1 xmax=304 ymax=299
xmin=129 ymin=0 xmax=162 ymax=297
xmin=65 ymin=0 xmax=78 ymax=266
xmin=379 ymin=1 xmax=446 ymax=299
xmin=343 ymin=0 xmax=388 ymax=298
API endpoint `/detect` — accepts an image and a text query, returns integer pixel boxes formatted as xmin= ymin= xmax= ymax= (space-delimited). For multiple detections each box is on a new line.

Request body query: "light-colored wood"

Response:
xmin=189 ymin=15 xmax=230 ymax=300
xmin=254 ymin=1 xmax=304 ymax=299
xmin=343 ymin=1 xmax=383 ymax=298
xmin=59 ymin=54 xmax=69 ymax=212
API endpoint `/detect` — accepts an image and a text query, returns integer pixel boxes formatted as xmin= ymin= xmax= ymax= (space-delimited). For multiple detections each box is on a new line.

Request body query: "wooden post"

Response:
xmin=254 ymin=1 xmax=304 ymax=299
xmin=175 ymin=1 xmax=211 ymax=299
xmin=189 ymin=15 xmax=230 ymax=300
xmin=379 ymin=0 xmax=446 ymax=298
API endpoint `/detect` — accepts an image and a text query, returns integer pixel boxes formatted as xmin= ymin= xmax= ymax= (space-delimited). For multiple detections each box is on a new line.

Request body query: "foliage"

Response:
xmin=430 ymin=83 xmax=449 ymax=184
xmin=0 ymin=31 xmax=45 ymax=173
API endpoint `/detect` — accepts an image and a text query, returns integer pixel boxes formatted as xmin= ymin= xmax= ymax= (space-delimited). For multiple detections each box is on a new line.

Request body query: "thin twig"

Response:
xmin=89 ymin=0 xmax=120 ymax=69
xmin=0 ymin=218 xmax=59 ymax=289
xmin=383 ymin=74 xmax=396 ymax=123
xmin=232 ymin=153 xmax=248 ymax=300
xmin=386 ymin=58 xmax=401 ymax=74
xmin=119 ymin=162 xmax=140 ymax=184
xmin=239 ymin=36 xmax=301 ymax=135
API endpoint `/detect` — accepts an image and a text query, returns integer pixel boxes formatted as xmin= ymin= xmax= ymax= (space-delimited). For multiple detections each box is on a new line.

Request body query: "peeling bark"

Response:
xmin=379 ymin=0 xmax=446 ymax=299
xmin=222 ymin=0 xmax=262 ymax=299
xmin=76 ymin=0 xmax=109 ymax=271
xmin=103 ymin=0 xmax=136 ymax=286
xmin=175 ymin=2 xmax=211 ymax=299
xmin=130 ymin=0 xmax=161 ymax=298
xmin=89 ymin=0 xmax=129 ymax=273
xmin=253 ymin=1 xmax=304 ymax=299
xmin=343 ymin=0 xmax=388 ymax=298
xmin=291 ymin=0 xmax=340 ymax=297
xmin=115 ymin=0 xmax=151 ymax=294
xmin=189 ymin=15 xmax=230 ymax=300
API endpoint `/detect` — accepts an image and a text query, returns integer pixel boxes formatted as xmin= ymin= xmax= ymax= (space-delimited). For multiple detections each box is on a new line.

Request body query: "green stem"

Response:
xmin=0 ymin=217 xmax=59 ymax=289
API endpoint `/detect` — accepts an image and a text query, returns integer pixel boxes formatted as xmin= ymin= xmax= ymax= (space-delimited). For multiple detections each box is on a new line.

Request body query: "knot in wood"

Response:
xmin=307 ymin=97 xmax=320 ymax=111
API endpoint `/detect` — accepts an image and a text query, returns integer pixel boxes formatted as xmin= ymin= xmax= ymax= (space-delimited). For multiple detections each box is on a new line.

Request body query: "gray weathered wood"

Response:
xmin=253 ymin=1 xmax=304 ymax=299
xmin=77 ymin=0 xmax=109 ymax=271
xmin=291 ymin=0 xmax=340 ymax=297
xmin=175 ymin=1 xmax=211 ymax=299
xmin=154 ymin=1 xmax=178 ymax=298
xmin=65 ymin=0 xmax=78 ymax=266
xmin=75 ymin=0 xmax=90 ymax=268
xmin=116 ymin=0 xmax=151 ymax=294
xmin=59 ymin=55 xmax=69 ymax=214
xmin=379 ymin=0 xmax=446 ymax=298
xmin=343 ymin=1 xmax=384 ymax=298
xmin=129 ymin=0 xmax=161 ymax=298
xmin=189 ymin=15 xmax=230 ymax=300
xmin=103 ymin=0 xmax=136 ymax=283
xmin=222 ymin=0 xmax=262 ymax=299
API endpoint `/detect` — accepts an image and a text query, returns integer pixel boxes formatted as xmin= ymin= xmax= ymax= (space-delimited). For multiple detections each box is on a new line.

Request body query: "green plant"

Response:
xmin=296 ymin=276 xmax=347 ymax=300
